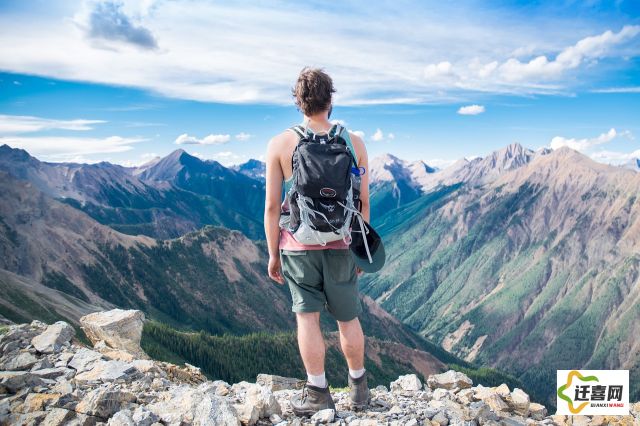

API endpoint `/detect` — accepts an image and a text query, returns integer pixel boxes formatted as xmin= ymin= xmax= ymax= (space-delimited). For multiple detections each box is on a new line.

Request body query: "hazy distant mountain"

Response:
xmin=369 ymin=154 xmax=436 ymax=215
xmin=413 ymin=143 xmax=545 ymax=192
xmin=232 ymin=159 xmax=266 ymax=182
xmin=0 ymin=145 xmax=265 ymax=239
xmin=362 ymin=145 xmax=640 ymax=405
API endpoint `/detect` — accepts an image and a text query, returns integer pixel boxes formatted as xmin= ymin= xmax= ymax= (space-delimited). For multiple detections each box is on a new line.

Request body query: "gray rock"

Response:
xmin=390 ymin=374 xmax=422 ymax=392
xmin=75 ymin=360 xmax=138 ymax=383
xmin=69 ymin=348 xmax=104 ymax=373
xmin=244 ymin=383 xmax=281 ymax=418
xmin=30 ymin=367 xmax=75 ymax=380
xmin=310 ymin=408 xmax=335 ymax=423
xmin=1 ymin=351 xmax=39 ymax=370
xmin=256 ymin=373 xmax=304 ymax=391
xmin=427 ymin=370 xmax=473 ymax=390
xmin=42 ymin=407 xmax=75 ymax=426
xmin=148 ymin=384 xmax=240 ymax=425
xmin=132 ymin=406 xmax=160 ymax=426
xmin=505 ymin=388 xmax=530 ymax=417
xmin=432 ymin=410 xmax=449 ymax=425
xmin=80 ymin=309 xmax=148 ymax=359
xmin=30 ymin=321 xmax=75 ymax=354
xmin=0 ymin=371 xmax=44 ymax=393
xmin=76 ymin=385 xmax=137 ymax=418
xmin=528 ymin=402 xmax=547 ymax=420
xmin=107 ymin=409 xmax=134 ymax=426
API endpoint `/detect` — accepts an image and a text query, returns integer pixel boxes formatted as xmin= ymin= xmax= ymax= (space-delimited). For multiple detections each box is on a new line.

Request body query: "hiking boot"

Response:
xmin=349 ymin=373 xmax=370 ymax=410
xmin=290 ymin=383 xmax=336 ymax=417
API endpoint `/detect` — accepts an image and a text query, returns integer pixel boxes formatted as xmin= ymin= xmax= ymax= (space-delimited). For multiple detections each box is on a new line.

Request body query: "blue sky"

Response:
xmin=0 ymin=0 xmax=639 ymax=168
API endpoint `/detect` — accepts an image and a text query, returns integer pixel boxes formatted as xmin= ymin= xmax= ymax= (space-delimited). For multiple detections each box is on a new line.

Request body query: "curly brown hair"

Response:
xmin=292 ymin=67 xmax=335 ymax=116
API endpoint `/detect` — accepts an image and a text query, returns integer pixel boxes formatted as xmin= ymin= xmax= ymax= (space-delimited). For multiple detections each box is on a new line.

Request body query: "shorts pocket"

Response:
xmin=325 ymin=250 xmax=356 ymax=283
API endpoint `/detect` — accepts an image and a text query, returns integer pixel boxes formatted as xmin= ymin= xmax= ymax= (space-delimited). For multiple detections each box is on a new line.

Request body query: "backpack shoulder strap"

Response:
xmin=288 ymin=125 xmax=306 ymax=140
xmin=339 ymin=127 xmax=359 ymax=165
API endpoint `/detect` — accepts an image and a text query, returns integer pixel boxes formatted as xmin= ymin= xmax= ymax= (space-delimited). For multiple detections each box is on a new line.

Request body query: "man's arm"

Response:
xmin=350 ymin=133 xmax=370 ymax=223
xmin=264 ymin=137 xmax=284 ymax=284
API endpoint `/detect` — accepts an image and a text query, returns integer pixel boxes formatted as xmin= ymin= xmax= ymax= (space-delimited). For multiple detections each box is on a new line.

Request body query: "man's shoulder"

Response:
xmin=267 ymin=128 xmax=298 ymax=150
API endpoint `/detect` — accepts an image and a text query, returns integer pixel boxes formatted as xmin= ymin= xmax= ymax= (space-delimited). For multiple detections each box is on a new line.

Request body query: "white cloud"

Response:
xmin=0 ymin=135 xmax=146 ymax=161
xmin=424 ymin=61 xmax=456 ymax=80
xmin=175 ymin=133 xmax=231 ymax=145
xmin=590 ymin=149 xmax=640 ymax=165
xmin=372 ymin=129 xmax=384 ymax=142
xmin=457 ymin=105 xmax=485 ymax=115
xmin=1 ymin=2 xmax=638 ymax=104
xmin=191 ymin=150 xmax=246 ymax=166
xmin=234 ymin=132 xmax=251 ymax=141
xmin=0 ymin=114 xmax=106 ymax=133
xmin=592 ymin=86 xmax=640 ymax=93
xmin=550 ymin=128 xmax=632 ymax=151
xmin=497 ymin=25 xmax=640 ymax=82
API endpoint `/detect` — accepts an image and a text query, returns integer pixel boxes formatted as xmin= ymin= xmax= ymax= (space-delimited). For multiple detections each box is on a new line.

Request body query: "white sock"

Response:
xmin=307 ymin=372 xmax=327 ymax=388
xmin=349 ymin=368 xmax=366 ymax=379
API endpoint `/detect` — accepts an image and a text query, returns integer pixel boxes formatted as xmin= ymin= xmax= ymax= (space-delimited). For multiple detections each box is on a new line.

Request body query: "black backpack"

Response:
xmin=280 ymin=123 xmax=362 ymax=245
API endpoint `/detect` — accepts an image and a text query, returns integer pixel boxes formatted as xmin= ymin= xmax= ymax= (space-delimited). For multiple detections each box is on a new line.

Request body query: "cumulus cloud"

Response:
xmin=0 ymin=114 xmax=105 ymax=133
xmin=457 ymin=105 xmax=485 ymax=115
xmin=0 ymin=135 xmax=146 ymax=161
xmin=175 ymin=133 xmax=231 ymax=145
xmin=497 ymin=25 xmax=640 ymax=82
xmin=234 ymin=132 xmax=251 ymax=141
xmin=550 ymin=128 xmax=632 ymax=151
xmin=422 ymin=25 xmax=640 ymax=92
xmin=369 ymin=128 xmax=394 ymax=142
xmin=424 ymin=61 xmax=456 ymax=80
xmin=87 ymin=1 xmax=158 ymax=49
xmin=1 ymin=2 xmax=639 ymax=104
xmin=590 ymin=149 xmax=640 ymax=165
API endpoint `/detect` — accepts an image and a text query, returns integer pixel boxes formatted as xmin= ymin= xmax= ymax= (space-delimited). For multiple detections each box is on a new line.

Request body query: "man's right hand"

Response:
xmin=268 ymin=255 xmax=284 ymax=284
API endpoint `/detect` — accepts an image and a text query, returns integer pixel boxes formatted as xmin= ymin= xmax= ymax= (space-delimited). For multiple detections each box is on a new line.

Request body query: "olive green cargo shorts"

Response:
xmin=279 ymin=248 xmax=362 ymax=322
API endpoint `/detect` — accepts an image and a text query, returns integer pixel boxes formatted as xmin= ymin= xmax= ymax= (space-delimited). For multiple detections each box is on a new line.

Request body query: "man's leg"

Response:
xmin=337 ymin=317 xmax=365 ymax=373
xmin=296 ymin=312 xmax=327 ymax=387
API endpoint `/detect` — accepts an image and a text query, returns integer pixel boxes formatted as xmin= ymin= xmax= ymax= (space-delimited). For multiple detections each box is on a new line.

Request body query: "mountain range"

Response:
xmin=361 ymin=144 xmax=640 ymax=406
xmin=0 ymin=145 xmax=265 ymax=240
xmin=1 ymin=141 xmax=639 ymax=406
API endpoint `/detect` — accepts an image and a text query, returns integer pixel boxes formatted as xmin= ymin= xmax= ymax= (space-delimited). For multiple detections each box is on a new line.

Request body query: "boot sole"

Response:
xmin=292 ymin=405 xmax=336 ymax=417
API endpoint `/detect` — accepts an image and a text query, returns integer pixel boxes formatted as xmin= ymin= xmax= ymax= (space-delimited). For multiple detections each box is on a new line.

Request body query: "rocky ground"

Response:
xmin=1 ymin=309 xmax=638 ymax=426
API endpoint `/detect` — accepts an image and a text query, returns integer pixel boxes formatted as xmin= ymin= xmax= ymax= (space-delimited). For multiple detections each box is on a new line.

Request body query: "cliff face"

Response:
xmin=1 ymin=311 xmax=639 ymax=426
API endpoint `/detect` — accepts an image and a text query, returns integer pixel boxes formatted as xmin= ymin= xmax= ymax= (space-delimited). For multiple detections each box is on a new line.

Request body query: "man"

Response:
xmin=264 ymin=67 xmax=371 ymax=415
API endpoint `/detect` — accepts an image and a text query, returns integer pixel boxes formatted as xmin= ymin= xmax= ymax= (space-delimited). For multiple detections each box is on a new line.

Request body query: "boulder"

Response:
xmin=30 ymin=322 xmax=75 ymax=354
xmin=148 ymin=384 xmax=240 ymax=425
xmin=483 ymin=393 xmax=509 ymax=413
xmin=1 ymin=351 xmax=39 ymax=370
xmin=390 ymin=374 xmax=422 ymax=392
xmin=0 ymin=371 xmax=44 ymax=393
xmin=243 ymin=384 xmax=281 ymax=418
xmin=80 ymin=309 xmax=147 ymax=359
xmin=256 ymin=373 xmax=304 ymax=391
xmin=21 ymin=392 xmax=61 ymax=413
xmin=75 ymin=385 xmax=136 ymax=418
xmin=310 ymin=408 xmax=335 ymax=423
xmin=75 ymin=360 xmax=139 ymax=383
xmin=68 ymin=348 xmax=103 ymax=373
xmin=42 ymin=408 xmax=75 ymax=426
xmin=528 ymin=402 xmax=547 ymax=420
xmin=505 ymin=388 xmax=530 ymax=416
xmin=427 ymin=370 xmax=473 ymax=390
